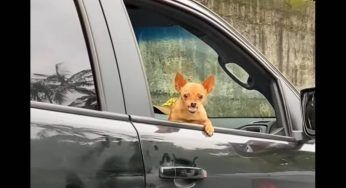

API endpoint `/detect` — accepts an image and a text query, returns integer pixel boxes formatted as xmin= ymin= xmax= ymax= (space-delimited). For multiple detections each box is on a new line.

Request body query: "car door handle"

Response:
xmin=159 ymin=166 xmax=207 ymax=179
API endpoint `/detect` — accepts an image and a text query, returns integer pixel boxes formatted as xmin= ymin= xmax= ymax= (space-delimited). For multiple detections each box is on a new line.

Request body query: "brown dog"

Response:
xmin=168 ymin=73 xmax=215 ymax=136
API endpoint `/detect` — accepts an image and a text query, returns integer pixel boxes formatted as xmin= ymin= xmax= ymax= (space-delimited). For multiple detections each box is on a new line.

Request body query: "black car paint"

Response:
xmin=131 ymin=119 xmax=314 ymax=188
xmin=31 ymin=104 xmax=145 ymax=188
xmin=30 ymin=0 xmax=315 ymax=187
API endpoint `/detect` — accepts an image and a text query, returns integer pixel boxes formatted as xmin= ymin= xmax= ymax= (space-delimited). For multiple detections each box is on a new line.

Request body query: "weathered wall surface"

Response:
xmin=196 ymin=0 xmax=315 ymax=90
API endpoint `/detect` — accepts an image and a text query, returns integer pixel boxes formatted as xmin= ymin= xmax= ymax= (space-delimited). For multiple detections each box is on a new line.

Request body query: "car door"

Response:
xmin=100 ymin=0 xmax=315 ymax=187
xmin=130 ymin=118 xmax=314 ymax=188
xmin=31 ymin=104 xmax=144 ymax=188
xmin=30 ymin=0 xmax=145 ymax=187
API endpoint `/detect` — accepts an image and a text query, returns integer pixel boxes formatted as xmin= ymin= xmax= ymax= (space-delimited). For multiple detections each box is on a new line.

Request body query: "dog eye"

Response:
xmin=183 ymin=94 xmax=188 ymax=99
xmin=198 ymin=95 xmax=203 ymax=99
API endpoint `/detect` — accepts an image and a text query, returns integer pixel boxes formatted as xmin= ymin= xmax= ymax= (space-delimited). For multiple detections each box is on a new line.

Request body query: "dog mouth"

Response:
xmin=188 ymin=106 xmax=198 ymax=113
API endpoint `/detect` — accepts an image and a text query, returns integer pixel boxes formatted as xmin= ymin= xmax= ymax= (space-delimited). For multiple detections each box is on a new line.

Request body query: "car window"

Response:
xmin=125 ymin=1 xmax=284 ymax=135
xmin=31 ymin=0 xmax=99 ymax=110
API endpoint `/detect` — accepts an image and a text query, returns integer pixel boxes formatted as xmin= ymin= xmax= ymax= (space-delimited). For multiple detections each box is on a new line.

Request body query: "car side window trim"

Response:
xmin=130 ymin=115 xmax=295 ymax=142
xmin=31 ymin=101 xmax=129 ymax=122
xmin=76 ymin=0 xmax=127 ymax=113
xmin=99 ymin=0 xmax=154 ymax=117
xmin=275 ymin=80 xmax=293 ymax=136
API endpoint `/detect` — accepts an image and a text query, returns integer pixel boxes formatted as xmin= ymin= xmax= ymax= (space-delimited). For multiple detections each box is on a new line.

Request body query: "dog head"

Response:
xmin=174 ymin=72 xmax=215 ymax=114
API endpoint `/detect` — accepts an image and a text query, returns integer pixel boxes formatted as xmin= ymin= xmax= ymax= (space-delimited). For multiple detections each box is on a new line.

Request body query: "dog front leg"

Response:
xmin=203 ymin=119 xmax=214 ymax=136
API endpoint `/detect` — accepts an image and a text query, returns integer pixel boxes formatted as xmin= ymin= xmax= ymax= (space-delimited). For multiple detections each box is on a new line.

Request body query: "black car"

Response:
xmin=31 ymin=0 xmax=315 ymax=187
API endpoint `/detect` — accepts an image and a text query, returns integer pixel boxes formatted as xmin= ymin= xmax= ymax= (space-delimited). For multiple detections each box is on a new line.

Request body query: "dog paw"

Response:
xmin=204 ymin=125 xmax=214 ymax=136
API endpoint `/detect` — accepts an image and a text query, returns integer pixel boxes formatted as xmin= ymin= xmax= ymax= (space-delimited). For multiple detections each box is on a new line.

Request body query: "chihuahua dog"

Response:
xmin=168 ymin=72 xmax=215 ymax=136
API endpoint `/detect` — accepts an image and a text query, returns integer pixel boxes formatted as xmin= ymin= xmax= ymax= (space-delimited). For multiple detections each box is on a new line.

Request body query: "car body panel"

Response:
xmin=131 ymin=119 xmax=314 ymax=187
xmin=31 ymin=103 xmax=145 ymax=188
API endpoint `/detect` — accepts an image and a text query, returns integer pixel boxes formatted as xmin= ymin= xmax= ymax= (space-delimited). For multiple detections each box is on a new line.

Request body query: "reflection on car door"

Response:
xmin=131 ymin=117 xmax=314 ymax=188
xmin=31 ymin=103 xmax=145 ymax=188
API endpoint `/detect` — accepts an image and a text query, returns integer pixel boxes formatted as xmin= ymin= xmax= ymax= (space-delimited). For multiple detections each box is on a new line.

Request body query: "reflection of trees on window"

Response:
xmin=31 ymin=63 xmax=98 ymax=110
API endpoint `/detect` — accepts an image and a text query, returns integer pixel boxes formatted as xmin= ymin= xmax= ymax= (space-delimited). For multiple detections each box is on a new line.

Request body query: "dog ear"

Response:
xmin=175 ymin=72 xmax=187 ymax=91
xmin=203 ymin=75 xmax=215 ymax=93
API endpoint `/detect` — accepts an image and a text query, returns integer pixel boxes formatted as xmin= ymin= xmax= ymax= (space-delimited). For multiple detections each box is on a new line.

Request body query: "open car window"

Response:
xmin=125 ymin=0 xmax=285 ymax=136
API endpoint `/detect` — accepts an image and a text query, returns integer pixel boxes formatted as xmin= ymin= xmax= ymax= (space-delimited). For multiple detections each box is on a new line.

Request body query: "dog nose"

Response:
xmin=191 ymin=103 xmax=196 ymax=107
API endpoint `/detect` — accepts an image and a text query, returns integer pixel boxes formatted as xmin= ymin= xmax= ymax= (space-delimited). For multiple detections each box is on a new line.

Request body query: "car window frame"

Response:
xmin=120 ymin=0 xmax=294 ymax=139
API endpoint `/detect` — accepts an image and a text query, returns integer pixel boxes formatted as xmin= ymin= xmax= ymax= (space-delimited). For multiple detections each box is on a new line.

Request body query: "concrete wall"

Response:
xmin=196 ymin=0 xmax=315 ymax=90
